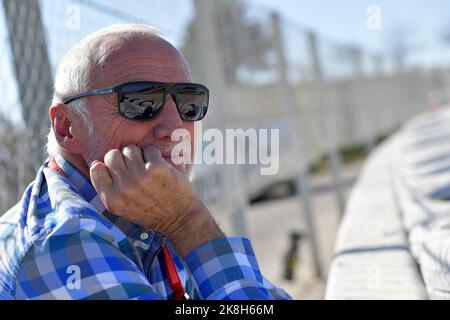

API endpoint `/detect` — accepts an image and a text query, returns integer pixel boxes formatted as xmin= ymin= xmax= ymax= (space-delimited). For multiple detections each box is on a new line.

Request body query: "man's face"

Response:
xmin=80 ymin=36 xmax=195 ymax=175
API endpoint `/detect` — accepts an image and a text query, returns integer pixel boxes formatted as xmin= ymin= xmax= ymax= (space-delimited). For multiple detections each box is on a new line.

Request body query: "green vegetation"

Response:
xmin=308 ymin=132 xmax=391 ymax=174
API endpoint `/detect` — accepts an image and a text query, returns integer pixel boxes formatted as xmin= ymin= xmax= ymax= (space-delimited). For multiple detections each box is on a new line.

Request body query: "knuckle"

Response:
xmin=146 ymin=161 xmax=166 ymax=176
xmin=105 ymin=149 xmax=122 ymax=163
xmin=122 ymin=144 xmax=140 ymax=155
xmin=110 ymin=149 xmax=122 ymax=159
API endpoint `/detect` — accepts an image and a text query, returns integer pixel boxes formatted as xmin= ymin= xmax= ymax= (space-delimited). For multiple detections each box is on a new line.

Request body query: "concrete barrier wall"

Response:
xmin=326 ymin=106 xmax=450 ymax=299
xmin=392 ymin=108 xmax=450 ymax=299
xmin=325 ymin=134 xmax=427 ymax=299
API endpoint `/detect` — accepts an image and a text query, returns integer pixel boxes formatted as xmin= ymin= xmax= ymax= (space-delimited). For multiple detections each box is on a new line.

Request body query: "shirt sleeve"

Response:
xmin=15 ymin=216 xmax=163 ymax=300
xmin=15 ymin=215 xmax=291 ymax=300
xmin=183 ymin=237 xmax=292 ymax=300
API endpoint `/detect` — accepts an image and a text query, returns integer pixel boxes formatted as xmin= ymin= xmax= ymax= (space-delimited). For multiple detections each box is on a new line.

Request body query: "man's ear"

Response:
xmin=49 ymin=103 xmax=84 ymax=154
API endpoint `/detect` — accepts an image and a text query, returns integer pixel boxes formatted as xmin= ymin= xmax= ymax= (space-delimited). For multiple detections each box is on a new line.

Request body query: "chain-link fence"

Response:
xmin=1 ymin=0 xmax=450 ymax=226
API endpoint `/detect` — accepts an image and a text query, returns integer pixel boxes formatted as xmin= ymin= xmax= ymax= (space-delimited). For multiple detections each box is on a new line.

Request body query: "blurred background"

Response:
xmin=1 ymin=0 xmax=450 ymax=299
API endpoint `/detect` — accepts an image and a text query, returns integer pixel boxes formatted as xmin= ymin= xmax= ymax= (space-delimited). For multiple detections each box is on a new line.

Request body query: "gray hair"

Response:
xmin=47 ymin=24 xmax=161 ymax=157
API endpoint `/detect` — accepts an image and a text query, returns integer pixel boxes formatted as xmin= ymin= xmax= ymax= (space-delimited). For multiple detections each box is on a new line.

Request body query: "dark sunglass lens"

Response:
xmin=176 ymin=90 xmax=208 ymax=121
xmin=119 ymin=89 xmax=165 ymax=120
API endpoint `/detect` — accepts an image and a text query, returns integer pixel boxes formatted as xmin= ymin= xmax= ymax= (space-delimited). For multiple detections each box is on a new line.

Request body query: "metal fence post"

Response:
xmin=271 ymin=13 xmax=323 ymax=279
xmin=350 ymin=47 xmax=377 ymax=152
xmin=2 ymin=0 xmax=52 ymax=166
xmin=307 ymin=31 xmax=346 ymax=218
xmin=193 ymin=0 xmax=249 ymax=237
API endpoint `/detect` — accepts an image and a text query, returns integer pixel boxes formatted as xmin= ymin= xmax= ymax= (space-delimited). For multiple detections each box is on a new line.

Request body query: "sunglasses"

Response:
xmin=63 ymin=81 xmax=209 ymax=121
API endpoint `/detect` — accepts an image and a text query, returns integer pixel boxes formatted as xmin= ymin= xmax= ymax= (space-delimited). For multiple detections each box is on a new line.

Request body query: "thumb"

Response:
xmin=90 ymin=160 xmax=113 ymax=194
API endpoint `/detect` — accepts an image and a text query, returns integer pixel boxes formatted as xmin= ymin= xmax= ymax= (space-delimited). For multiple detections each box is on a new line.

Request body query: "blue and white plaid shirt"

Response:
xmin=0 ymin=155 xmax=291 ymax=300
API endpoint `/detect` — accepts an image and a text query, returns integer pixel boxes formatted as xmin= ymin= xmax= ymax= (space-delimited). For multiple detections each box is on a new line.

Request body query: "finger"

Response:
xmin=90 ymin=161 xmax=113 ymax=194
xmin=122 ymin=144 xmax=145 ymax=173
xmin=143 ymin=145 xmax=164 ymax=165
xmin=104 ymin=149 xmax=128 ymax=178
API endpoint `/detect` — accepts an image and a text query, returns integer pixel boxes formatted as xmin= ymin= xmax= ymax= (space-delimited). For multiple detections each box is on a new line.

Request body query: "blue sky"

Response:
xmin=2 ymin=0 xmax=450 ymax=124
xmin=253 ymin=0 xmax=450 ymax=66
xmin=16 ymin=0 xmax=450 ymax=69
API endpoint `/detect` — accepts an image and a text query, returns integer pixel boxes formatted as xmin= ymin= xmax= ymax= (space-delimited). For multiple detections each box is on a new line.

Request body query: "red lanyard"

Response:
xmin=161 ymin=242 xmax=188 ymax=300
xmin=47 ymin=158 xmax=188 ymax=300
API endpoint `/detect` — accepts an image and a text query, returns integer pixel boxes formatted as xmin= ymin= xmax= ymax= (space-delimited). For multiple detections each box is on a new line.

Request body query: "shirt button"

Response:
xmin=140 ymin=232 xmax=149 ymax=240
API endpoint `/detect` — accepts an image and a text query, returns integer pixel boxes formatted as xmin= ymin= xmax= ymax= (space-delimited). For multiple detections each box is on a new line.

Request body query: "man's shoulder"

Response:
xmin=1 ymin=181 xmax=110 ymax=241
xmin=0 ymin=199 xmax=116 ymax=244
xmin=0 ymin=200 xmax=122 ymax=299
xmin=0 ymin=202 xmax=21 ymax=229
xmin=13 ymin=212 xmax=127 ymax=299
xmin=0 ymin=183 xmax=110 ymax=243
xmin=0 ymin=176 xmax=121 ymax=297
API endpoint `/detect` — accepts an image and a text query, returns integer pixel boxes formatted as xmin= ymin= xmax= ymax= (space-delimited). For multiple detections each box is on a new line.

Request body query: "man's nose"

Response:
xmin=152 ymin=94 xmax=184 ymax=139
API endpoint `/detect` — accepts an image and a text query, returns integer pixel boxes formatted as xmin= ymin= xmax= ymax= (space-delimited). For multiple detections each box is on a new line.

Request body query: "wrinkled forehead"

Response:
xmin=91 ymin=36 xmax=192 ymax=87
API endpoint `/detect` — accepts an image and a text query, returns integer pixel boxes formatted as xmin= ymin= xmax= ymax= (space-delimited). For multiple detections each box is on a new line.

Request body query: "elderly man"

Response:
xmin=0 ymin=24 xmax=291 ymax=300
